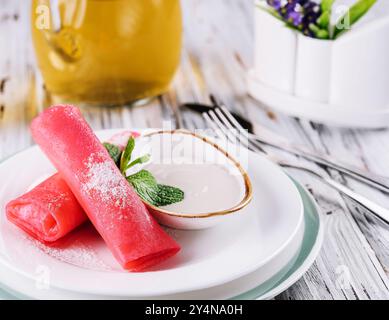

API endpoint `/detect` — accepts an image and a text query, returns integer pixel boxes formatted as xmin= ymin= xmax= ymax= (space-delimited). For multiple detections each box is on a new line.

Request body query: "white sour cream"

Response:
xmin=146 ymin=163 xmax=245 ymax=215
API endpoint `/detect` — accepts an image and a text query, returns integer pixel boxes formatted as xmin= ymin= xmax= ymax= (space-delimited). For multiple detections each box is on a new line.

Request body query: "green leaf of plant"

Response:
xmin=126 ymin=170 xmax=184 ymax=207
xmin=333 ymin=0 xmax=377 ymax=39
xmin=103 ymin=142 xmax=122 ymax=167
xmin=126 ymin=154 xmax=151 ymax=170
xmin=321 ymin=0 xmax=335 ymax=12
xmin=126 ymin=170 xmax=160 ymax=206
xmin=120 ymin=136 xmax=135 ymax=174
xmin=320 ymin=0 xmax=335 ymax=32
xmin=155 ymin=185 xmax=185 ymax=207
xmin=317 ymin=11 xmax=331 ymax=29
xmin=309 ymin=24 xmax=330 ymax=39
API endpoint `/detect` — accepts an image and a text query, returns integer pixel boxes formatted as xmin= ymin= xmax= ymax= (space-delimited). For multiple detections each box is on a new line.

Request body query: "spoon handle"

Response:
xmin=280 ymin=162 xmax=389 ymax=226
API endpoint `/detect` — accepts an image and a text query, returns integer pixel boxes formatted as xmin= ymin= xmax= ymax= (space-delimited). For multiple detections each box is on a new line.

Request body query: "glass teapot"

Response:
xmin=31 ymin=0 xmax=182 ymax=105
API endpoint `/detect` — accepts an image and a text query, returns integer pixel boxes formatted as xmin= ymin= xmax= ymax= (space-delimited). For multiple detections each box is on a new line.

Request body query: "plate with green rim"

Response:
xmin=232 ymin=180 xmax=324 ymax=300
xmin=0 ymin=179 xmax=323 ymax=300
xmin=0 ymin=128 xmax=306 ymax=298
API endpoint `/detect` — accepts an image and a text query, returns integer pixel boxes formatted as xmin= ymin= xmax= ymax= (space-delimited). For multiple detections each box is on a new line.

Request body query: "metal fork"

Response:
xmin=203 ymin=107 xmax=389 ymax=226
xmin=209 ymin=96 xmax=389 ymax=194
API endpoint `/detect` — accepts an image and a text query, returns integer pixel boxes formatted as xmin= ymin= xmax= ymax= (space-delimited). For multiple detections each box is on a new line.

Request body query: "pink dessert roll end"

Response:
xmin=6 ymin=173 xmax=87 ymax=243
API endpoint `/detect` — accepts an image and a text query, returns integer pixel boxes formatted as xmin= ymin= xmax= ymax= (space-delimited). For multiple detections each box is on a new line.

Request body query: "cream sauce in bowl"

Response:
xmin=146 ymin=162 xmax=245 ymax=215
xmin=137 ymin=129 xmax=252 ymax=229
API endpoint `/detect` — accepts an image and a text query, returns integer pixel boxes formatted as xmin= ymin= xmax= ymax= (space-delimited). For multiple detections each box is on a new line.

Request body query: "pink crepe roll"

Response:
xmin=6 ymin=173 xmax=87 ymax=243
xmin=6 ymin=131 xmax=139 ymax=244
xmin=30 ymin=105 xmax=180 ymax=271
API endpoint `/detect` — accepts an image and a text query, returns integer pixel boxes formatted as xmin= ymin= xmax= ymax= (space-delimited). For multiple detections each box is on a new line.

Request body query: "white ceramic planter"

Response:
xmin=295 ymin=35 xmax=332 ymax=103
xmin=249 ymin=2 xmax=389 ymax=128
xmin=254 ymin=8 xmax=297 ymax=94
xmin=330 ymin=18 xmax=389 ymax=110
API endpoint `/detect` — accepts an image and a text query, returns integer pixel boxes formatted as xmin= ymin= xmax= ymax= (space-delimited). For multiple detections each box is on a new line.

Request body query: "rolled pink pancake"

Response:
xmin=30 ymin=105 xmax=180 ymax=271
xmin=5 ymin=131 xmax=138 ymax=244
xmin=6 ymin=173 xmax=87 ymax=243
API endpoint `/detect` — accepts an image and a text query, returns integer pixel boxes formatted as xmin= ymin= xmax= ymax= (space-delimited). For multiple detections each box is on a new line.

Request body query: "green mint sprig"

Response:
xmin=104 ymin=137 xmax=184 ymax=207
xmin=103 ymin=142 xmax=121 ymax=166
xmin=119 ymin=136 xmax=135 ymax=174
xmin=126 ymin=170 xmax=184 ymax=207
xmin=155 ymin=185 xmax=185 ymax=207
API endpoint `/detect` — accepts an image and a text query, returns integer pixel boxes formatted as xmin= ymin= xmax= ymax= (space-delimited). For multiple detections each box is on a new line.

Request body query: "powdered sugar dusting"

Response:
xmin=79 ymin=152 xmax=153 ymax=230
xmin=81 ymin=152 xmax=132 ymax=210
xmin=35 ymin=240 xmax=111 ymax=271
xmin=46 ymin=192 xmax=68 ymax=212
xmin=21 ymin=234 xmax=112 ymax=271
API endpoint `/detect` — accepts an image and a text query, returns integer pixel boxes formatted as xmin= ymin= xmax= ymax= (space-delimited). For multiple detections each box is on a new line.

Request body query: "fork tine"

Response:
xmin=202 ymin=112 xmax=230 ymax=143
xmin=202 ymin=112 xmax=218 ymax=131
xmin=213 ymin=108 xmax=246 ymax=147
xmin=208 ymin=110 xmax=237 ymax=144
xmin=203 ymin=111 xmax=243 ymax=148
xmin=214 ymin=107 xmax=266 ymax=154
xmin=212 ymin=109 xmax=254 ymax=152
xmin=215 ymin=110 xmax=263 ymax=154
xmin=218 ymin=106 xmax=267 ymax=153
xmin=219 ymin=106 xmax=245 ymax=131
xmin=204 ymin=109 xmax=264 ymax=154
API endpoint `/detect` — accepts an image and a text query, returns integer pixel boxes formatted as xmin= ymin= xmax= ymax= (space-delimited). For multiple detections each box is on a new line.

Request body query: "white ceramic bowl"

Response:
xmin=138 ymin=130 xmax=253 ymax=230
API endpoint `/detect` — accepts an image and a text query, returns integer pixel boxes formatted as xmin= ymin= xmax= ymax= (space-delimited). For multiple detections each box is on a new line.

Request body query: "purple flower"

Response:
xmin=287 ymin=11 xmax=303 ymax=26
xmin=266 ymin=0 xmax=282 ymax=10
xmin=265 ymin=0 xmax=323 ymax=38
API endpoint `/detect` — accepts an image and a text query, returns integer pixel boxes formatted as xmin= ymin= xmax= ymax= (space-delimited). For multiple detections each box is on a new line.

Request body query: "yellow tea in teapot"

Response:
xmin=31 ymin=0 xmax=182 ymax=105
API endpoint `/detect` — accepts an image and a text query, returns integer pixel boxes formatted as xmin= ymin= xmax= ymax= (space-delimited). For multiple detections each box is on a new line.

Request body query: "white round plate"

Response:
xmin=0 ymin=179 xmax=321 ymax=300
xmin=248 ymin=70 xmax=389 ymax=129
xmin=0 ymin=129 xmax=304 ymax=298
xmin=234 ymin=181 xmax=324 ymax=300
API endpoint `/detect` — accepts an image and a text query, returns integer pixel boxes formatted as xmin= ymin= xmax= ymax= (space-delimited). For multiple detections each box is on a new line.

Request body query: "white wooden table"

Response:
xmin=1 ymin=0 xmax=389 ymax=300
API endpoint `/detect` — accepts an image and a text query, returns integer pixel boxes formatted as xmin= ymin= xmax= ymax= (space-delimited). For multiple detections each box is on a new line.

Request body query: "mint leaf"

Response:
xmin=103 ymin=142 xmax=122 ymax=166
xmin=126 ymin=170 xmax=160 ymax=206
xmin=126 ymin=169 xmax=184 ymax=207
xmin=127 ymin=169 xmax=157 ymax=186
xmin=155 ymin=185 xmax=184 ymax=206
xmin=113 ymin=136 xmax=185 ymax=207
xmin=126 ymin=154 xmax=150 ymax=170
xmin=120 ymin=136 xmax=135 ymax=174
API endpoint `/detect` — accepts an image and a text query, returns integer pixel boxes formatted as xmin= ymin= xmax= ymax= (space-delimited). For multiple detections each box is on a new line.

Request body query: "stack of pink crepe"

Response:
xmin=6 ymin=173 xmax=87 ymax=243
xmin=6 ymin=105 xmax=180 ymax=271
xmin=6 ymin=131 xmax=138 ymax=244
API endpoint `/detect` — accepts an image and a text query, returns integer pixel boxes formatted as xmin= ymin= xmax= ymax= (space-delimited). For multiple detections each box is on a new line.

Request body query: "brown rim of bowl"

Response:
xmin=140 ymin=129 xmax=253 ymax=219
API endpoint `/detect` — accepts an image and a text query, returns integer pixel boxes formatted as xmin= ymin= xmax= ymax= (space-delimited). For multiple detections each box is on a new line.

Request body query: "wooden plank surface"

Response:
xmin=0 ymin=0 xmax=388 ymax=300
